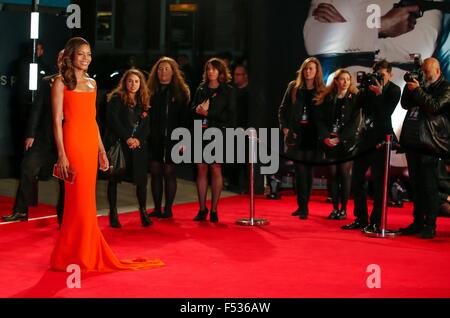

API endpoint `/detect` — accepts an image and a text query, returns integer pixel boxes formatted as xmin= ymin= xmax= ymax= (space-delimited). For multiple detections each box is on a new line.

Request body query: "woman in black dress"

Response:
xmin=278 ymin=57 xmax=325 ymax=220
xmin=191 ymin=58 xmax=236 ymax=222
xmin=104 ymin=69 xmax=152 ymax=228
xmin=146 ymin=57 xmax=191 ymax=219
xmin=315 ymin=69 xmax=360 ymax=220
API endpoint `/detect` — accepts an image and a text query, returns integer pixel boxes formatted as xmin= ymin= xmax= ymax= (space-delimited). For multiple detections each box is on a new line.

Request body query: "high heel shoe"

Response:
xmin=209 ymin=211 xmax=219 ymax=223
xmin=109 ymin=208 xmax=122 ymax=228
xmin=139 ymin=208 xmax=153 ymax=227
xmin=193 ymin=208 xmax=208 ymax=221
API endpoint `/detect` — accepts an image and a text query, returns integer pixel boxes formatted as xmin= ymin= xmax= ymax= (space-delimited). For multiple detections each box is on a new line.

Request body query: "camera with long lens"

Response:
xmin=298 ymin=105 xmax=310 ymax=125
xmin=356 ymin=71 xmax=384 ymax=89
xmin=403 ymin=53 xmax=424 ymax=85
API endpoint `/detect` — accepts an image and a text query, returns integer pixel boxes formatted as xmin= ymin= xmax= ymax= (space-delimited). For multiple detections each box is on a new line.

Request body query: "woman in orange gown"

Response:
xmin=50 ymin=37 xmax=163 ymax=272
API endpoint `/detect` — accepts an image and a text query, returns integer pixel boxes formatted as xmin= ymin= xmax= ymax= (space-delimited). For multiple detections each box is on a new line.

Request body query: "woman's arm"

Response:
xmin=52 ymin=77 xmax=70 ymax=179
xmin=97 ymin=126 xmax=109 ymax=171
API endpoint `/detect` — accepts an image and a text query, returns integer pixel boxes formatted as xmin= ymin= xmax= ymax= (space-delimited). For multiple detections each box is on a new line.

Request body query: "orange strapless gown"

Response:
xmin=50 ymin=87 xmax=164 ymax=272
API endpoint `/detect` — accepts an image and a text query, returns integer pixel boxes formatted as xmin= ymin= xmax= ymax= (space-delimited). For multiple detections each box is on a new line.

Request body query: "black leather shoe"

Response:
xmin=341 ymin=219 xmax=368 ymax=230
xmin=291 ymin=209 xmax=300 ymax=216
xmin=398 ymin=223 xmax=423 ymax=236
xmin=2 ymin=212 xmax=28 ymax=222
xmin=194 ymin=209 xmax=208 ymax=221
xmin=160 ymin=210 xmax=173 ymax=219
xmin=148 ymin=210 xmax=162 ymax=218
xmin=139 ymin=208 xmax=153 ymax=227
xmin=210 ymin=211 xmax=219 ymax=223
xmin=336 ymin=210 xmax=347 ymax=220
xmin=299 ymin=211 xmax=308 ymax=220
xmin=420 ymin=227 xmax=436 ymax=239
xmin=327 ymin=210 xmax=339 ymax=220
xmin=362 ymin=224 xmax=380 ymax=234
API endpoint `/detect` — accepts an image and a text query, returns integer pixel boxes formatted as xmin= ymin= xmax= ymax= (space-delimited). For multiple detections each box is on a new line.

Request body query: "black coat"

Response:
xmin=278 ymin=82 xmax=319 ymax=151
xmin=104 ymin=95 xmax=150 ymax=185
xmin=148 ymin=85 xmax=191 ymax=163
xmin=26 ymin=74 xmax=57 ymax=153
xmin=191 ymin=83 xmax=237 ymax=128
xmin=315 ymin=91 xmax=361 ymax=160
xmin=355 ymin=81 xmax=401 ymax=151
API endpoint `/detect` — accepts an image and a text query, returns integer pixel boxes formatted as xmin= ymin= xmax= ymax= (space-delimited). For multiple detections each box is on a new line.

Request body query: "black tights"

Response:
xmin=149 ymin=161 xmax=177 ymax=213
xmin=196 ymin=163 xmax=222 ymax=212
xmin=107 ymin=180 xmax=147 ymax=210
xmin=329 ymin=162 xmax=352 ymax=211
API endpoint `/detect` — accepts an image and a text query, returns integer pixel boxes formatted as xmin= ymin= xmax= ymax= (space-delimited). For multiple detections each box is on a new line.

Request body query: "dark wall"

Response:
xmin=0 ymin=11 xmax=69 ymax=177
xmin=248 ymin=0 xmax=310 ymax=129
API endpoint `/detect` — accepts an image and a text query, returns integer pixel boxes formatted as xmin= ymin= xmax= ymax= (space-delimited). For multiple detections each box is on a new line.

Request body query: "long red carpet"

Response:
xmin=1 ymin=192 xmax=450 ymax=298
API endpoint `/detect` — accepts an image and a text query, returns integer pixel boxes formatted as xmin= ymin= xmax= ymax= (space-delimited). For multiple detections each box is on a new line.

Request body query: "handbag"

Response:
xmin=107 ymin=140 xmax=126 ymax=177
xmin=400 ymin=107 xmax=450 ymax=158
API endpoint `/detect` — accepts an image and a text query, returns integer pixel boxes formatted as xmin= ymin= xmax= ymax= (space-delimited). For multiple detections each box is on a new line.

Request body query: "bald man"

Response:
xmin=399 ymin=57 xmax=450 ymax=239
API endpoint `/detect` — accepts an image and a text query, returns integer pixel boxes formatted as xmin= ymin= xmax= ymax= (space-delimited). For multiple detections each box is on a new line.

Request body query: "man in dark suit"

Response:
xmin=341 ymin=59 xmax=401 ymax=233
xmin=2 ymin=51 xmax=64 ymax=225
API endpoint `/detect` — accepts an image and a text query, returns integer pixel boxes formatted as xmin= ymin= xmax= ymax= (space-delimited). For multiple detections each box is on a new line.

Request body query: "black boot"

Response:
xmin=109 ymin=208 xmax=122 ymax=228
xmin=139 ymin=207 xmax=153 ymax=227
xmin=107 ymin=181 xmax=121 ymax=228
xmin=160 ymin=208 xmax=173 ymax=219
xmin=194 ymin=208 xmax=208 ymax=221
xmin=148 ymin=210 xmax=162 ymax=218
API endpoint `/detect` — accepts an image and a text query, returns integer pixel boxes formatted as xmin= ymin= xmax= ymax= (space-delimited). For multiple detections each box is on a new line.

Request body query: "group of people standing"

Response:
xmin=279 ymin=56 xmax=450 ymax=239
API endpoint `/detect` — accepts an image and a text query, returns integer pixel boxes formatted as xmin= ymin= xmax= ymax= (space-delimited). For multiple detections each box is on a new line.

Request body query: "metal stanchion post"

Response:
xmin=236 ymin=129 xmax=269 ymax=226
xmin=365 ymin=134 xmax=397 ymax=238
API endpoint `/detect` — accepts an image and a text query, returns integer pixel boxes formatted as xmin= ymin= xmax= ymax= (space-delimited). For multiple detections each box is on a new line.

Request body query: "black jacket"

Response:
xmin=401 ymin=75 xmax=450 ymax=116
xmin=25 ymin=74 xmax=57 ymax=152
xmin=315 ymin=91 xmax=361 ymax=155
xmin=191 ymin=83 xmax=236 ymax=128
xmin=104 ymin=94 xmax=150 ymax=185
xmin=355 ymin=81 xmax=401 ymax=150
xmin=400 ymin=75 xmax=450 ymax=156
xmin=148 ymin=85 xmax=191 ymax=163
xmin=278 ymin=82 xmax=318 ymax=150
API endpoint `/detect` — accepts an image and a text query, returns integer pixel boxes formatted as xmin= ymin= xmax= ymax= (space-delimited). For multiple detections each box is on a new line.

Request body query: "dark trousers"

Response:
xmin=351 ymin=148 xmax=386 ymax=225
xmin=13 ymin=148 xmax=64 ymax=216
xmin=406 ymin=151 xmax=439 ymax=229
xmin=294 ymin=150 xmax=315 ymax=212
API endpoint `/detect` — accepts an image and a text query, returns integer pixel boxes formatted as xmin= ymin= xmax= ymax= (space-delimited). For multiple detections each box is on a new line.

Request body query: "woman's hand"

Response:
xmin=98 ymin=151 xmax=109 ymax=171
xmin=57 ymin=155 xmax=70 ymax=179
xmin=196 ymin=100 xmax=209 ymax=116
xmin=324 ymin=137 xmax=340 ymax=147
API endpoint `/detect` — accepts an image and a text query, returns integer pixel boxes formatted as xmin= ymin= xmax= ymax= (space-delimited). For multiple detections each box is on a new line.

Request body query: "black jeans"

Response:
xmin=351 ymin=148 xmax=386 ymax=225
xmin=13 ymin=148 xmax=64 ymax=214
xmin=406 ymin=151 xmax=439 ymax=229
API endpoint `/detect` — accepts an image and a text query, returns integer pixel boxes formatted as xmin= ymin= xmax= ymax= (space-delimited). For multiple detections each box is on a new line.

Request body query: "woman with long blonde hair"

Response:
xmin=278 ymin=57 xmax=325 ymax=220
xmin=315 ymin=69 xmax=360 ymax=220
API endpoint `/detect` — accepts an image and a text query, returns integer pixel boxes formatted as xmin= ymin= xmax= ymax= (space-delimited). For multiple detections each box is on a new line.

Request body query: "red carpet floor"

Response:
xmin=0 ymin=192 xmax=450 ymax=298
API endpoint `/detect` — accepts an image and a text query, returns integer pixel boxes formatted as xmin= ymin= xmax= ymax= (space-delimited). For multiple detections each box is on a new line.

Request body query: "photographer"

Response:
xmin=399 ymin=58 xmax=450 ymax=239
xmin=342 ymin=60 xmax=401 ymax=233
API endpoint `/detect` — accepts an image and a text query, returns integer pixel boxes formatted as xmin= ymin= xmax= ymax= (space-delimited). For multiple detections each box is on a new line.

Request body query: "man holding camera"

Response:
xmin=399 ymin=57 xmax=450 ymax=239
xmin=342 ymin=60 xmax=401 ymax=233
